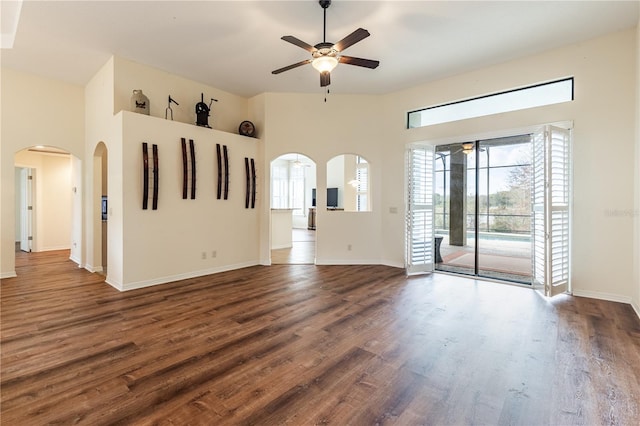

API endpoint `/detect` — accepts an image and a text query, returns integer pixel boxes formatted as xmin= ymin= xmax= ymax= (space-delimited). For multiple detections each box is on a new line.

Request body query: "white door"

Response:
xmin=19 ymin=168 xmax=34 ymax=252
xmin=406 ymin=145 xmax=435 ymax=275
xmin=532 ymin=126 xmax=571 ymax=296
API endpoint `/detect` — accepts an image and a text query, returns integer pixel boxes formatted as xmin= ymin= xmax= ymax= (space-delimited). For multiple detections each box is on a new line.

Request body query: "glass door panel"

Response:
xmin=435 ymin=136 xmax=533 ymax=285
xmin=435 ymin=143 xmax=475 ymax=276
xmin=476 ymin=137 xmax=532 ymax=284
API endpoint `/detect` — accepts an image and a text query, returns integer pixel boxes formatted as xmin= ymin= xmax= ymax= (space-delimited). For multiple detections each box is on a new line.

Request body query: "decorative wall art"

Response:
xmin=165 ymin=95 xmax=179 ymax=120
xmin=223 ymin=145 xmax=229 ymax=200
xmin=142 ymin=142 xmax=159 ymax=210
xmin=131 ymin=90 xmax=150 ymax=115
xmin=216 ymin=144 xmax=223 ymax=200
xmin=244 ymin=157 xmax=250 ymax=209
xmin=195 ymin=93 xmax=218 ymax=128
xmin=238 ymin=120 xmax=256 ymax=137
xmin=245 ymin=157 xmax=257 ymax=209
xmin=181 ymin=138 xmax=196 ymax=199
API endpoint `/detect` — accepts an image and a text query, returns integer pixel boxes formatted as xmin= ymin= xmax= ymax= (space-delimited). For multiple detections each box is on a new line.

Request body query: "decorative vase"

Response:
xmin=131 ymin=89 xmax=150 ymax=115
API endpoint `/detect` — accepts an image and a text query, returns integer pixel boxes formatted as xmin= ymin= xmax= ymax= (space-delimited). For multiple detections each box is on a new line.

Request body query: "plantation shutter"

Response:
xmin=406 ymin=145 xmax=435 ymax=275
xmin=356 ymin=160 xmax=368 ymax=211
xmin=532 ymin=126 xmax=571 ymax=296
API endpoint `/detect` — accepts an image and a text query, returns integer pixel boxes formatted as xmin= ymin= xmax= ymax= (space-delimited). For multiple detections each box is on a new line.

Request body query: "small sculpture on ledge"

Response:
xmin=131 ymin=89 xmax=150 ymax=115
xmin=195 ymin=93 xmax=218 ymax=128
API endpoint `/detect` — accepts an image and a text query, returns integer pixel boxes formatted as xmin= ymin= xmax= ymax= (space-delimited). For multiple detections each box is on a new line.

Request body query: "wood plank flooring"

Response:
xmin=2 ymin=250 xmax=640 ymax=425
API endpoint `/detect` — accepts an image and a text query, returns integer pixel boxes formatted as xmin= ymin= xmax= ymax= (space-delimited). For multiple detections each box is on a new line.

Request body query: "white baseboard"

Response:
xmin=315 ymin=258 xmax=381 ymax=265
xmin=572 ymin=289 xmax=632 ymax=304
xmin=84 ymin=264 xmax=103 ymax=274
xmin=41 ymin=245 xmax=71 ymax=252
xmin=105 ymin=277 xmax=123 ymax=291
xmin=632 ymin=299 xmax=640 ymax=321
xmin=119 ymin=261 xmax=260 ymax=292
xmin=0 ymin=271 xmax=17 ymax=279
xmin=69 ymin=255 xmax=81 ymax=266
xmin=381 ymin=259 xmax=405 ymax=269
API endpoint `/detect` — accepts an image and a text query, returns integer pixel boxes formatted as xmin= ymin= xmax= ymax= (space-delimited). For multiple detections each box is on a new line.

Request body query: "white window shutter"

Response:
xmin=406 ymin=145 xmax=435 ymax=275
xmin=532 ymin=126 xmax=571 ymax=296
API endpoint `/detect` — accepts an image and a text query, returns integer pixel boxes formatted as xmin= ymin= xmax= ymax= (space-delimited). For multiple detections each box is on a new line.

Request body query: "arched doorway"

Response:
xmin=270 ymin=153 xmax=316 ymax=264
xmin=93 ymin=142 xmax=108 ymax=274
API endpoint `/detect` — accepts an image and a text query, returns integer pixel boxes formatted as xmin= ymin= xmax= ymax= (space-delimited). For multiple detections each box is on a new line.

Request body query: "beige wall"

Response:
xmin=0 ymin=69 xmax=84 ymax=277
xmin=116 ymin=111 xmax=260 ymax=290
xmin=260 ymin=92 xmax=385 ymax=265
xmin=382 ymin=28 xmax=637 ymax=303
xmin=113 ymin=57 xmax=248 ymax=134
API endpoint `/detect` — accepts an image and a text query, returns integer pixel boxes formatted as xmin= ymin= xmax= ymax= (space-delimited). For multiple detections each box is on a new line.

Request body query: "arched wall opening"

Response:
xmin=269 ymin=152 xmax=317 ymax=264
xmin=92 ymin=142 xmax=108 ymax=274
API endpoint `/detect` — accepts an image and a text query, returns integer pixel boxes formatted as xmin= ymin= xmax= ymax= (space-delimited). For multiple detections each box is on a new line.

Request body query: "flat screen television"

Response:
xmin=312 ymin=188 xmax=339 ymax=208
xmin=326 ymin=188 xmax=338 ymax=208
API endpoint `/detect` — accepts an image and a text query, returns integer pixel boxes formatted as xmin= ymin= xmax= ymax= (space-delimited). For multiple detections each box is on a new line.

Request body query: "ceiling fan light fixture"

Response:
xmin=311 ymin=55 xmax=338 ymax=73
xmin=462 ymin=142 xmax=474 ymax=154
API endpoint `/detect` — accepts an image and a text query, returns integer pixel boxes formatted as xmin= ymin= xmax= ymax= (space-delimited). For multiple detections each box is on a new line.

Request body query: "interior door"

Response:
xmin=19 ymin=167 xmax=34 ymax=252
xmin=406 ymin=144 xmax=435 ymax=275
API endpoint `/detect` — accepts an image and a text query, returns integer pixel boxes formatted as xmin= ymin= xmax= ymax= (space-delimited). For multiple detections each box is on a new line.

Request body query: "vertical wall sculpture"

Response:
xmin=216 ymin=144 xmax=223 ymax=199
xmin=181 ymin=138 xmax=197 ymax=200
xmin=245 ymin=157 xmax=257 ymax=209
xmin=142 ymin=142 xmax=159 ymax=210
xmin=142 ymin=142 xmax=149 ymax=209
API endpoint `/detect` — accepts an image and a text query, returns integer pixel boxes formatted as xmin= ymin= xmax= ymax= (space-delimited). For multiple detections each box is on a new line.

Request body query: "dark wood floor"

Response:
xmin=2 ymin=250 xmax=639 ymax=425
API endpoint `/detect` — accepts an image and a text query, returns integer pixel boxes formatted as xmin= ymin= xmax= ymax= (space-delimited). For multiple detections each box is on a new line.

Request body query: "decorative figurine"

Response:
xmin=165 ymin=95 xmax=179 ymax=120
xmin=131 ymin=89 xmax=150 ymax=115
xmin=195 ymin=93 xmax=218 ymax=128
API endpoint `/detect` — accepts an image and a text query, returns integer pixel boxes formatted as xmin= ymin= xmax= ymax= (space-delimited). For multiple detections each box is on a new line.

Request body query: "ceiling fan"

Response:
xmin=272 ymin=0 xmax=380 ymax=88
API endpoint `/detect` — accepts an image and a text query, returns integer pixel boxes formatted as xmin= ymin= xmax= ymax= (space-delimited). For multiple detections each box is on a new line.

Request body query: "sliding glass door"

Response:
xmin=434 ymin=135 xmax=534 ymax=284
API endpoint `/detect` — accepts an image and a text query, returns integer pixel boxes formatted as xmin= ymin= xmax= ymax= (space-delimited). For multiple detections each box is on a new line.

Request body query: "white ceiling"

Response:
xmin=2 ymin=1 xmax=638 ymax=98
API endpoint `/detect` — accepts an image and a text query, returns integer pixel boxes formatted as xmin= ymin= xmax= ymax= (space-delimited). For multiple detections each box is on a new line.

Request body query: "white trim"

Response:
xmin=381 ymin=259 xmax=404 ymax=269
xmin=105 ymin=277 xmax=122 ymax=291
xmin=572 ymin=289 xmax=632 ymax=304
xmin=315 ymin=258 xmax=382 ymax=265
xmin=119 ymin=261 xmax=260 ymax=292
xmin=84 ymin=264 xmax=103 ymax=273
xmin=41 ymin=245 xmax=71 ymax=252
xmin=410 ymin=121 xmax=574 ymax=147
xmin=69 ymin=255 xmax=81 ymax=266
xmin=632 ymin=300 xmax=640 ymax=321
xmin=0 ymin=271 xmax=18 ymax=279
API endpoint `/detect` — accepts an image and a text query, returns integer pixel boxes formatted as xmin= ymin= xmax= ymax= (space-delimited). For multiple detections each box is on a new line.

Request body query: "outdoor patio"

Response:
xmin=436 ymin=233 xmax=532 ymax=284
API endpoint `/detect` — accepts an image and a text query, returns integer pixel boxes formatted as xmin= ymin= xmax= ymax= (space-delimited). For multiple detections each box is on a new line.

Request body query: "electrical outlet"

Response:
xmin=347 ymin=244 xmax=352 ymax=251
xmin=201 ymin=251 xmax=207 ymax=260
xmin=212 ymin=250 xmax=217 ymax=258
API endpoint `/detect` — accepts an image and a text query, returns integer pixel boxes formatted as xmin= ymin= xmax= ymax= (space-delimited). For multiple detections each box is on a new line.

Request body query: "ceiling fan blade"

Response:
xmin=281 ymin=35 xmax=317 ymax=52
xmin=320 ymin=71 xmax=331 ymax=87
xmin=339 ymin=55 xmax=380 ymax=69
xmin=333 ymin=28 xmax=370 ymax=52
xmin=272 ymin=59 xmax=312 ymax=75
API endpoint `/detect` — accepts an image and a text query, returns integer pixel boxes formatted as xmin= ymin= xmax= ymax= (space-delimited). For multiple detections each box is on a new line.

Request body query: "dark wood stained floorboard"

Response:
xmin=1 ymin=249 xmax=639 ymax=425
